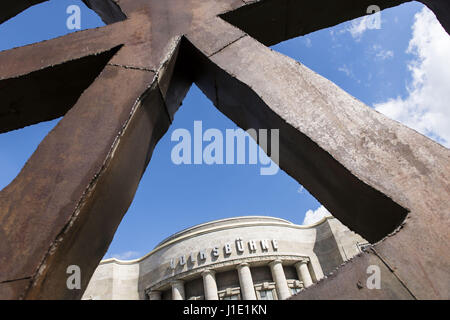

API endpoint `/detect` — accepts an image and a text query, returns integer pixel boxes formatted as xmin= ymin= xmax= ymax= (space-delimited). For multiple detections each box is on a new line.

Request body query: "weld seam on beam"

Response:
xmin=155 ymin=81 xmax=173 ymax=125
xmin=95 ymin=63 xmax=172 ymax=128
xmin=370 ymin=248 xmax=418 ymax=300
xmin=107 ymin=63 xmax=156 ymax=73
xmin=0 ymin=276 xmax=32 ymax=284
xmin=208 ymin=34 xmax=248 ymax=57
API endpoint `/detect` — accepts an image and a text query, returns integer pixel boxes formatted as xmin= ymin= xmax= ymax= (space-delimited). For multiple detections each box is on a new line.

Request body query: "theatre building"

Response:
xmin=83 ymin=216 xmax=368 ymax=300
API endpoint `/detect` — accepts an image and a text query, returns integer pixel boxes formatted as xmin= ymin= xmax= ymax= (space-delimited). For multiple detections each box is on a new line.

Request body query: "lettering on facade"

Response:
xmin=169 ymin=239 xmax=278 ymax=270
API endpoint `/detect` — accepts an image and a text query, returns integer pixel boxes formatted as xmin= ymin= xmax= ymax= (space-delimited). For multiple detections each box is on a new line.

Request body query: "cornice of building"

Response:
xmin=100 ymin=215 xmax=335 ymax=266
xmin=156 ymin=216 xmax=294 ymax=247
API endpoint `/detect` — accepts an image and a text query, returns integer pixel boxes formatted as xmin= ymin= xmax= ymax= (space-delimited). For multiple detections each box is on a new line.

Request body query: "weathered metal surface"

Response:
xmin=291 ymin=248 xmax=417 ymax=300
xmin=421 ymin=0 xmax=450 ymax=34
xmin=0 ymin=0 xmax=48 ymax=24
xmin=186 ymin=17 xmax=450 ymax=300
xmin=0 ymin=0 xmax=448 ymax=299
xmin=0 ymin=1 xmax=126 ymax=25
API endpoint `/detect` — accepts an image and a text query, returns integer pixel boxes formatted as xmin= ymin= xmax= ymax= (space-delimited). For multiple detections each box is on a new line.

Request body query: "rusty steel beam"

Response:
xmin=0 ymin=0 xmax=49 ymax=24
xmin=0 ymin=1 xmax=126 ymax=25
xmin=0 ymin=0 xmax=449 ymax=300
xmin=421 ymin=0 xmax=450 ymax=34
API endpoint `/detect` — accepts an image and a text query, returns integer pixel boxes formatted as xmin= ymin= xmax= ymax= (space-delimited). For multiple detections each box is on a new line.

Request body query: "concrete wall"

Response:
xmin=82 ymin=261 xmax=139 ymax=300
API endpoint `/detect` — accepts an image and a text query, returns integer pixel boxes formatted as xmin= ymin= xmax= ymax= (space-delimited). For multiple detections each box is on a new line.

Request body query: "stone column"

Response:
xmin=202 ymin=270 xmax=219 ymax=300
xmin=268 ymin=260 xmax=291 ymax=300
xmin=237 ymin=263 xmax=257 ymax=300
xmin=171 ymin=280 xmax=185 ymax=300
xmin=148 ymin=290 xmax=162 ymax=300
xmin=295 ymin=260 xmax=314 ymax=288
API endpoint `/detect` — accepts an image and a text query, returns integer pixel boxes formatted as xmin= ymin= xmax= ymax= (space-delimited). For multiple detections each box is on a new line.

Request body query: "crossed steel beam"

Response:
xmin=0 ymin=0 xmax=449 ymax=300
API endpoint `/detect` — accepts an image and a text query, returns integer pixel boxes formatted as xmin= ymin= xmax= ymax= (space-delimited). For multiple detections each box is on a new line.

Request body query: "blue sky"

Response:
xmin=1 ymin=1 xmax=448 ymax=260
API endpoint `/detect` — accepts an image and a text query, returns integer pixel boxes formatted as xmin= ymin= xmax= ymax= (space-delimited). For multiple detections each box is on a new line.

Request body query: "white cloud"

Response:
xmin=111 ymin=251 xmax=141 ymax=260
xmin=375 ymin=48 xmax=394 ymax=60
xmin=374 ymin=7 xmax=450 ymax=147
xmin=369 ymin=44 xmax=394 ymax=61
xmin=338 ymin=64 xmax=352 ymax=77
xmin=304 ymin=38 xmax=312 ymax=48
xmin=349 ymin=17 xmax=371 ymax=40
xmin=303 ymin=205 xmax=332 ymax=225
xmin=348 ymin=13 xmax=380 ymax=41
xmin=338 ymin=64 xmax=361 ymax=84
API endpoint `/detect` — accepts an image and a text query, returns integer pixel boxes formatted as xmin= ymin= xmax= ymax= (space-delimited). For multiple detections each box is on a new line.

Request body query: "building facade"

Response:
xmin=83 ymin=216 xmax=368 ymax=300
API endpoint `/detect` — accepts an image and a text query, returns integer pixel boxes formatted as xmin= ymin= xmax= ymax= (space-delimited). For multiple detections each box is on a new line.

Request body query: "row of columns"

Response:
xmin=148 ymin=259 xmax=313 ymax=300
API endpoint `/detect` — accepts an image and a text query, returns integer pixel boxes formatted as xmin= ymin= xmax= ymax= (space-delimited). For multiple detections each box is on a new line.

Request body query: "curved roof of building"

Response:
xmin=155 ymin=216 xmax=294 ymax=248
xmin=100 ymin=215 xmax=335 ymax=265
